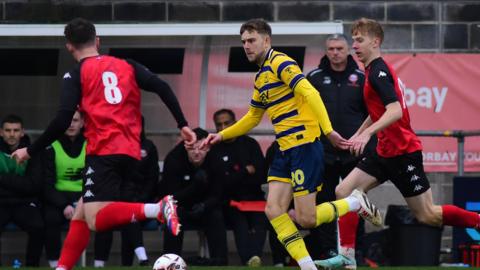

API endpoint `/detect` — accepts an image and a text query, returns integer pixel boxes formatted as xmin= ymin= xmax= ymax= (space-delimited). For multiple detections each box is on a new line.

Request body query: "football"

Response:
xmin=153 ymin=253 xmax=187 ymax=270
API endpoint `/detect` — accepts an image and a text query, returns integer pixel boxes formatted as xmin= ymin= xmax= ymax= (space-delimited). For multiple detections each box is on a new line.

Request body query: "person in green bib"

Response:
xmin=0 ymin=114 xmax=44 ymax=266
xmin=42 ymin=111 xmax=111 ymax=267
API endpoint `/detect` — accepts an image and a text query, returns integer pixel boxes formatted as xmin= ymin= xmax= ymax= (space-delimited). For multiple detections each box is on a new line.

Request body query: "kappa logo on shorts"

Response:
xmin=406 ymin=164 xmax=415 ymax=172
xmin=413 ymin=184 xmax=423 ymax=192
xmin=410 ymin=174 xmax=420 ymax=182
xmin=131 ymin=214 xmax=137 ymax=223
xmin=85 ymin=166 xmax=95 ymax=175
xmin=85 ymin=178 xmax=94 ymax=186
xmin=84 ymin=190 xmax=94 ymax=198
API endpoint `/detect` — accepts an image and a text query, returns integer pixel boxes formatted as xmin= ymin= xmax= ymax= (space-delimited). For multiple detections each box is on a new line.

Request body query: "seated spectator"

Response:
xmin=119 ymin=116 xmax=159 ymax=266
xmin=40 ymin=111 xmax=112 ymax=268
xmin=161 ymin=128 xmax=228 ymax=266
xmin=0 ymin=114 xmax=44 ymax=266
xmin=209 ymin=108 xmax=268 ymax=266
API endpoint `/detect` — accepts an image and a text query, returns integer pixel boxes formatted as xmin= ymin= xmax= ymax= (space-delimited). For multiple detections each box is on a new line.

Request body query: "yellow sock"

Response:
xmin=270 ymin=213 xmax=310 ymax=262
xmin=315 ymin=199 xmax=350 ymax=227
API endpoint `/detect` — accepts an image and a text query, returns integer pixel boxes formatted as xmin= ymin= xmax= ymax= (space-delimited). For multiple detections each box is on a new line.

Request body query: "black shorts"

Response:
xmin=82 ymin=155 xmax=140 ymax=203
xmin=356 ymin=150 xmax=430 ymax=197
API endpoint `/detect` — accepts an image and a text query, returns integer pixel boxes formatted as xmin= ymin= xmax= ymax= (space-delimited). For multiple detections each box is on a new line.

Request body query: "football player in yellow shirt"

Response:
xmin=202 ymin=18 xmax=382 ymax=270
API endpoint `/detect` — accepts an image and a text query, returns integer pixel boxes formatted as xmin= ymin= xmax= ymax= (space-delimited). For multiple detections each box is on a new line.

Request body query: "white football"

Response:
xmin=153 ymin=253 xmax=187 ymax=270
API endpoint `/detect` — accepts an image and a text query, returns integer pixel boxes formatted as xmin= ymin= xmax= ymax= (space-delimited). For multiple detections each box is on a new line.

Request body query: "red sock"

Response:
xmin=339 ymin=212 xmax=360 ymax=248
xmin=442 ymin=205 xmax=480 ymax=228
xmin=95 ymin=202 xmax=146 ymax=231
xmin=57 ymin=220 xmax=90 ymax=270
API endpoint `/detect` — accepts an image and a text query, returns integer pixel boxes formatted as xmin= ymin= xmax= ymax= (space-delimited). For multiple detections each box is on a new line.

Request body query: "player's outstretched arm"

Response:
xmin=180 ymin=126 xmax=197 ymax=148
xmin=350 ymin=116 xmax=373 ymax=140
xmin=326 ymin=130 xmax=351 ymax=150
xmin=349 ymin=102 xmax=402 ymax=156
xmin=200 ymin=133 xmax=223 ymax=150
xmin=129 ymin=59 xmax=190 ymax=130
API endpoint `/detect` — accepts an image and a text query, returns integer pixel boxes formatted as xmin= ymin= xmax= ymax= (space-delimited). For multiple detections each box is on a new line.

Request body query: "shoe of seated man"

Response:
xmin=247 ymin=255 xmax=262 ymax=267
xmin=157 ymin=195 xmax=181 ymax=236
xmin=139 ymin=260 xmax=149 ymax=266
xmin=350 ymin=189 xmax=383 ymax=227
xmin=314 ymin=254 xmax=355 ymax=269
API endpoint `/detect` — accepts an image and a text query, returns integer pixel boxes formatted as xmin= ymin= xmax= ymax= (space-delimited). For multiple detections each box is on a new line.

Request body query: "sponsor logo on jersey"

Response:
xmin=323 ymin=76 xmax=331 ymax=84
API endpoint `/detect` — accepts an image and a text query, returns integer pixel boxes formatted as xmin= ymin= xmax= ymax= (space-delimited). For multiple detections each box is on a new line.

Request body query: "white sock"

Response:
xmin=144 ymin=203 xmax=160 ymax=218
xmin=345 ymin=196 xmax=361 ymax=212
xmin=298 ymin=256 xmax=317 ymax=270
xmin=94 ymin=260 xmax=105 ymax=268
xmin=55 ymin=267 xmax=66 ymax=270
xmin=48 ymin=260 xmax=58 ymax=268
xmin=134 ymin=246 xmax=148 ymax=261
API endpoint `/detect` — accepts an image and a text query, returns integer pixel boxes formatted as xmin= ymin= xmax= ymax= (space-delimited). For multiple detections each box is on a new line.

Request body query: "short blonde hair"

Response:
xmin=351 ymin=18 xmax=384 ymax=44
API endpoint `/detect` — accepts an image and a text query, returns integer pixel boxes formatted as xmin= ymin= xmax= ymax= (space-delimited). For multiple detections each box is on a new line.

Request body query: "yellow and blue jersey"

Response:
xmin=219 ymin=48 xmax=333 ymax=195
xmin=224 ymin=48 xmax=332 ymax=151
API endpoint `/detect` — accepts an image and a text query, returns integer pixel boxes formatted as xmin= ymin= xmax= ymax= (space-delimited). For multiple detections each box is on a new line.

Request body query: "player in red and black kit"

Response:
xmin=12 ymin=18 xmax=196 ymax=270
xmin=316 ymin=18 xmax=480 ymax=269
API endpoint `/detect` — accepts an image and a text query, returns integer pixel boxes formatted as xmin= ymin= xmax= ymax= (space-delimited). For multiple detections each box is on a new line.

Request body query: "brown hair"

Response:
xmin=240 ymin=18 xmax=272 ymax=37
xmin=351 ymin=18 xmax=384 ymax=44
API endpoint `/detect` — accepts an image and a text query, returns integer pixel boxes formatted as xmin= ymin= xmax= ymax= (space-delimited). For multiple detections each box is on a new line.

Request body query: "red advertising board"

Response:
xmin=383 ymin=54 xmax=480 ymax=172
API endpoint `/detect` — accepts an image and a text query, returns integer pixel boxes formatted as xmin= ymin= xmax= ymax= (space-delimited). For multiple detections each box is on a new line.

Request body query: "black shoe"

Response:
xmin=139 ymin=260 xmax=149 ymax=266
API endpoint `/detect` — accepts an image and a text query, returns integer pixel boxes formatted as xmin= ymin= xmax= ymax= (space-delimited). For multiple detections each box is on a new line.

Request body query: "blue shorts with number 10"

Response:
xmin=267 ymin=140 xmax=325 ymax=197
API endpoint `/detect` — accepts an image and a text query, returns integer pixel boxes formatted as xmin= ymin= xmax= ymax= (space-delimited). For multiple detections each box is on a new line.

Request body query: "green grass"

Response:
xmin=8 ymin=267 xmax=480 ymax=270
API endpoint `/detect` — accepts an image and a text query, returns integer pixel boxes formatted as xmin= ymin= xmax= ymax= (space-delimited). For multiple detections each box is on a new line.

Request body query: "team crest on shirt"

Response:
xmin=259 ymin=91 xmax=269 ymax=105
xmin=323 ymin=76 xmax=331 ymax=84
xmin=140 ymin=149 xmax=148 ymax=158
xmin=348 ymin=73 xmax=359 ymax=87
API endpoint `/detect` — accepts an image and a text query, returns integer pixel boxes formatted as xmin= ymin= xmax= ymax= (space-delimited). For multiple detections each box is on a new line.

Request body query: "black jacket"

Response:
xmin=161 ymin=143 xmax=222 ymax=211
xmin=0 ymin=135 xmax=44 ymax=205
xmin=135 ymin=138 xmax=160 ymax=202
xmin=209 ymin=135 xmax=266 ymax=202
xmin=307 ymin=55 xmax=375 ymax=165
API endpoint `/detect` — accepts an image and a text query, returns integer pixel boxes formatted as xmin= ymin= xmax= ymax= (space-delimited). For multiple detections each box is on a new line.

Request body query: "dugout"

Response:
xmin=0 ymin=22 xmax=342 ymax=159
xmin=0 ymin=22 xmax=342 ymax=266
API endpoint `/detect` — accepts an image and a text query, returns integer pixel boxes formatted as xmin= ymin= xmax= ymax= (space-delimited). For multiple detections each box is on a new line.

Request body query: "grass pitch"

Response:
xmin=10 ymin=267 xmax=480 ymax=270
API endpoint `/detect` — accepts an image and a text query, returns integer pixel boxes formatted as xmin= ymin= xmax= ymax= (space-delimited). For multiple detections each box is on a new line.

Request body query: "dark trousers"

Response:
xmin=94 ymin=231 xmax=113 ymax=261
xmin=0 ymin=203 xmax=44 ymax=266
xmin=163 ymin=206 xmax=228 ymax=265
xmin=92 ymin=222 xmax=145 ymax=266
xmin=120 ymin=222 xmax=144 ymax=266
xmin=225 ymin=207 xmax=267 ymax=265
xmin=44 ymin=203 xmax=67 ymax=260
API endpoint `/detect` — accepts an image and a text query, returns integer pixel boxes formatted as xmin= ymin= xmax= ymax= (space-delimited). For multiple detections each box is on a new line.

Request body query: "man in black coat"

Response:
xmin=209 ymin=108 xmax=268 ymax=266
xmin=0 ymin=114 xmax=44 ymax=266
xmin=306 ymin=34 xmax=375 ymax=269
xmin=161 ymin=128 xmax=228 ymax=266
